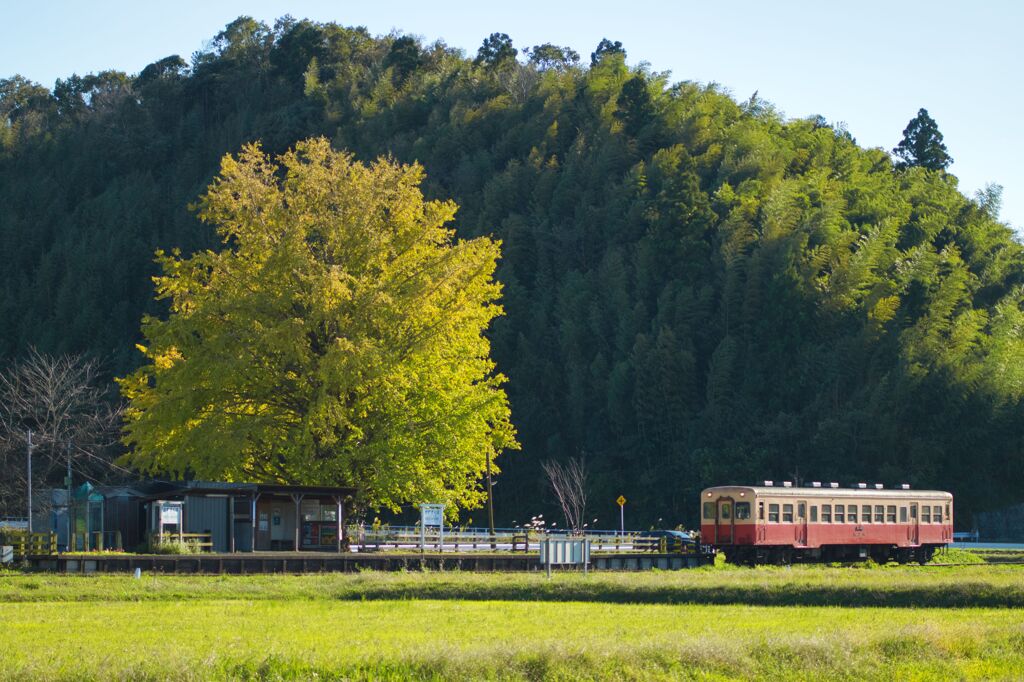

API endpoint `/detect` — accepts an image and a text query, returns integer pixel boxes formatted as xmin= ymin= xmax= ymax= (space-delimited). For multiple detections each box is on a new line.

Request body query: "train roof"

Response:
xmin=701 ymin=485 xmax=952 ymax=500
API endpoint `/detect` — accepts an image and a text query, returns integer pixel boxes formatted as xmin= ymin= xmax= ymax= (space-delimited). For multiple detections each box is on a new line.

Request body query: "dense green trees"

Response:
xmin=475 ymin=33 xmax=517 ymax=67
xmin=893 ymin=108 xmax=953 ymax=171
xmin=1 ymin=17 xmax=1022 ymax=526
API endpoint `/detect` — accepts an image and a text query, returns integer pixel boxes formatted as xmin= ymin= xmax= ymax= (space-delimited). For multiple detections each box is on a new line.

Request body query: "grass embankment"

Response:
xmin=2 ymin=563 xmax=1024 ymax=608
xmin=3 ymin=566 xmax=1024 ymax=680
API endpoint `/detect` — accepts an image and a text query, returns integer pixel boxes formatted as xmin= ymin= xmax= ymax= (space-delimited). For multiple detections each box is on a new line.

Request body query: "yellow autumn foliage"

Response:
xmin=119 ymin=138 xmax=517 ymax=513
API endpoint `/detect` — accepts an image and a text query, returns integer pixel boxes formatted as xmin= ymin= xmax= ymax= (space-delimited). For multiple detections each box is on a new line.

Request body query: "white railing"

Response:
xmin=345 ymin=525 xmax=657 ymax=552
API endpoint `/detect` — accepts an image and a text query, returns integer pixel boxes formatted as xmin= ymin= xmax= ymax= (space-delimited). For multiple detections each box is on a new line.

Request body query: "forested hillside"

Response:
xmin=3 ymin=17 xmax=1023 ymax=526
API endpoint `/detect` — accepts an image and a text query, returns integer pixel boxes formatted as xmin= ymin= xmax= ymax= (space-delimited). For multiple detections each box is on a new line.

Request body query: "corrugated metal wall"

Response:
xmin=184 ymin=495 xmax=229 ymax=552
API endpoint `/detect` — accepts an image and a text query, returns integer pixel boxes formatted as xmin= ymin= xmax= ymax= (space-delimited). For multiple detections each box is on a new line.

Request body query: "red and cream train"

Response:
xmin=700 ymin=482 xmax=953 ymax=564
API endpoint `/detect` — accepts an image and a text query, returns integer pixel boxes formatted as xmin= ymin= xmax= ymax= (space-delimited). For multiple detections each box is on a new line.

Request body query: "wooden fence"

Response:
xmin=0 ymin=530 xmax=57 ymax=559
xmin=69 ymin=531 xmax=123 ymax=552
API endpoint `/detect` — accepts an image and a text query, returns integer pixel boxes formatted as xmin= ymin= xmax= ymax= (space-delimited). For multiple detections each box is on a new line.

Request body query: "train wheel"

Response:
xmin=725 ymin=548 xmax=755 ymax=566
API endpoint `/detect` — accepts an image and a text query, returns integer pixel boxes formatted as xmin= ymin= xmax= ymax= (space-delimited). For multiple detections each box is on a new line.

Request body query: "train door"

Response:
xmin=796 ymin=501 xmax=807 ymax=546
xmin=909 ymin=503 xmax=919 ymax=545
xmin=716 ymin=498 xmax=734 ymax=544
xmin=757 ymin=501 xmax=766 ymax=542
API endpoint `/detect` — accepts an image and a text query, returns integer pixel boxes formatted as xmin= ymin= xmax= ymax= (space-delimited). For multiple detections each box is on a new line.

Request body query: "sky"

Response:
xmin=2 ymin=0 xmax=1022 ymax=229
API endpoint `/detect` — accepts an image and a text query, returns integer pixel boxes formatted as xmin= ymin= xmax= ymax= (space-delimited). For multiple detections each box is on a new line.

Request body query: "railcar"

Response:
xmin=699 ymin=483 xmax=953 ymax=564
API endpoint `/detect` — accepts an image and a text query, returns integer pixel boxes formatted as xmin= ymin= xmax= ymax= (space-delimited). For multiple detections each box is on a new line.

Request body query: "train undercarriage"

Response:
xmin=720 ymin=543 xmax=939 ymax=566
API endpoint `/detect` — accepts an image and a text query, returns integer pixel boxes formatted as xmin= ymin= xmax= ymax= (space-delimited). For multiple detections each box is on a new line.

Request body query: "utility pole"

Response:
xmin=26 ymin=429 xmax=33 ymax=534
xmin=66 ymin=441 xmax=73 ymax=552
xmin=485 ymin=451 xmax=496 ymax=547
xmin=617 ymin=495 xmax=627 ymax=537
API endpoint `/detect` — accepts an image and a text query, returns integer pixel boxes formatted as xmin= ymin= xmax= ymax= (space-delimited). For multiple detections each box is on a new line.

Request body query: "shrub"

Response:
xmin=149 ymin=534 xmax=202 ymax=555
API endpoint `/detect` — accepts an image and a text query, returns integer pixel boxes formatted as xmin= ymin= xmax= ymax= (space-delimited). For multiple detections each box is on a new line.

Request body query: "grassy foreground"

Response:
xmin=2 ymin=566 xmax=1024 ymax=680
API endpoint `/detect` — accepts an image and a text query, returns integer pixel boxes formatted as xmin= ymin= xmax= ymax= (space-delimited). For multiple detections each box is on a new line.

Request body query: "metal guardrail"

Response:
xmin=345 ymin=526 xmax=697 ymax=554
xmin=0 ymin=517 xmax=29 ymax=530
xmin=953 ymin=531 xmax=980 ymax=542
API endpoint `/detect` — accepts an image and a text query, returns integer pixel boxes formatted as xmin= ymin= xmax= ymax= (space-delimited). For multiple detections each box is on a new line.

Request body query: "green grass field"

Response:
xmin=3 ymin=565 xmax=1024 ymax=680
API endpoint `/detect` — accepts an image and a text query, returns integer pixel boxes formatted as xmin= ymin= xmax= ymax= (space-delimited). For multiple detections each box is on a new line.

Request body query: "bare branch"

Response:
xmin=0 ymin=349 xmax=124 ymax=517
xmin=542 ymin=456 xmax=589 ymax=535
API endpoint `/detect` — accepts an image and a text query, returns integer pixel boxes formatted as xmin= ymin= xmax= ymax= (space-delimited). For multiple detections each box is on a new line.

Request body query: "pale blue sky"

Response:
xmin=3 ymin=0 xmax=1021 ymax=229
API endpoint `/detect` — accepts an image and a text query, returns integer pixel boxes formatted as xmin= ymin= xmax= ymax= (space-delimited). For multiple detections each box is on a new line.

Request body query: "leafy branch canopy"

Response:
xmin=119 ymin=138 xmax=518 ymax=513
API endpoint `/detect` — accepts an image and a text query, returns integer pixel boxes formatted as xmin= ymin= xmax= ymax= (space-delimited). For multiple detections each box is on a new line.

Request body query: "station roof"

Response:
xmin=180 ymin=481 xmax=356 ymax=497
xmin=121 ymin=480 xmax=356 ymax=500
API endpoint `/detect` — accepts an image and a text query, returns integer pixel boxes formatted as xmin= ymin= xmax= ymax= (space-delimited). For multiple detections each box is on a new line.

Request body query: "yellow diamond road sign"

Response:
xmin=616 ymin=495 xmax=627 ymax=507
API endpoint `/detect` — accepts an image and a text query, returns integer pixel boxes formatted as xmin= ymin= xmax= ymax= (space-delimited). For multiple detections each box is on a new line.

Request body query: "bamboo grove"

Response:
xmin=2 ymin=17 xmax=1023 ymax=525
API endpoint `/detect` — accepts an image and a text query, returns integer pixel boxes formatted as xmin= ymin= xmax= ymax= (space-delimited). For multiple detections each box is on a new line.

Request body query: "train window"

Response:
xmin=721 ymin=503 xmax=731 ymax=520
xmin=810 ymin=506 xmax=818 ymax=522
xmin=758 ymin=502 xmax=764 ymax=520
xmin=862 ymin=505 xmax=872 ymax=523
xmin=703 ymin=502 xmax=715 ymax=520
xmin=910 ymin=504 xmax=918 ymax=519
xmin=874 ymin=505 xmax=884 ymax=523
xmin=822 ymin=504 xmax=832 ymax=523
xmin=886 ymin=505 xmax=897 ymax=523
xmin=798 ymin=502 xmax=806 ymax=519
xmin=768 ymin=504 xmax=779 ymax=523
xmin=848 ymin=505 xmax=857 ymax=523
xmin=735 ymin=502 xmax=751 ymax=520
xmin=900 ymin=507 xmax=908 ymax=523
xmin=922 ymin=506 xmax=931 ymax=523
xmin=945 ymin=504 xmax=951 ymax=521
xmin=834 ymin=505 xmax=845 ymax=523
xmin=782 ymin=504 xmax=793 ymax=523
xmin=933 ymin=505 xmax=942 ymax=523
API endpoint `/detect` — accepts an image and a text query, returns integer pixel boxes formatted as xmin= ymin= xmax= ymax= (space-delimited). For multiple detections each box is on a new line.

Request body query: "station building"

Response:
xmin=34 ymin=480 xmax=355 ymax=553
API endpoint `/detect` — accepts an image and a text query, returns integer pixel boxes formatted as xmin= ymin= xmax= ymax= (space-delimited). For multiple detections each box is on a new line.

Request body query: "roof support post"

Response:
xmin=250 ymin=493 xmax=261 ymax=552
xmin=291 ymin=493 xmax=305 ymax=551
xmin=333 ymin=495 xmax=343 ymax=553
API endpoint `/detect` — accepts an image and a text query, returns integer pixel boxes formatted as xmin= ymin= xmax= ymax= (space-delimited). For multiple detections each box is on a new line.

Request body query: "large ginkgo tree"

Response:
xmin=119 ymin=138 xmax=517 ymax=513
